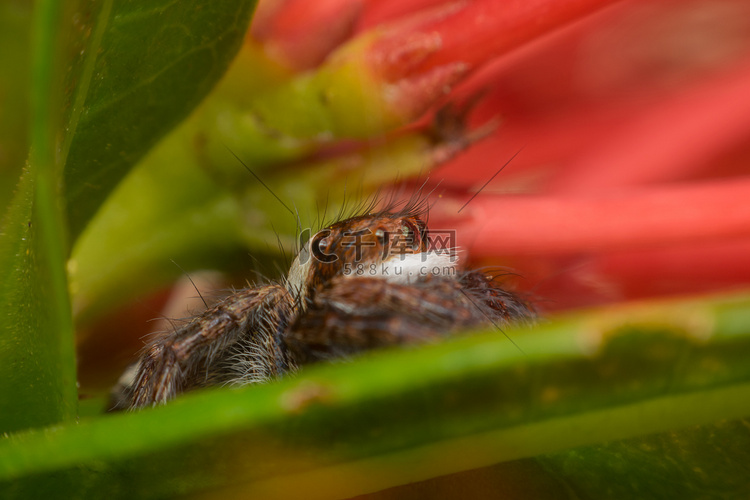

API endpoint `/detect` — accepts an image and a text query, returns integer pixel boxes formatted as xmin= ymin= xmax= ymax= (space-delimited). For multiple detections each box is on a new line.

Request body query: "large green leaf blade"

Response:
xmin=1 ymin=292 xmax=749 ymax=498
xmin=540 ymin=418 xmax=750 ymax=500
xmin=62 ymin=0 xmax=256 ymax=239
xmin=0 ymin=0 xmax=256 ymax=437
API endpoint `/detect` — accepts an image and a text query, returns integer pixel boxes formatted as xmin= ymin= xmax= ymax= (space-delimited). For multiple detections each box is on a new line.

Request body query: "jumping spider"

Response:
xmin=109 ymin=200 xmax=534 ymax=411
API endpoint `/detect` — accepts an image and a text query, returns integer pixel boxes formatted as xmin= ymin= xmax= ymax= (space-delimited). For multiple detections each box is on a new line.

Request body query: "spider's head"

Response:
xmin=287 ymin=211 xmax=449 ymax=302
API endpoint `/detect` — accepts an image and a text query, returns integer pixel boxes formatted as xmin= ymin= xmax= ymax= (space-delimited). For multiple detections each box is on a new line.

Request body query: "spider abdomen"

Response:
xmin=284 ymin=272 xmax=533 ymax=365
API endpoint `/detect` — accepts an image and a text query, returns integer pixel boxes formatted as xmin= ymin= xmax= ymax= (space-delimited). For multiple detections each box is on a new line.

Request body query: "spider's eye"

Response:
xmin=310 ymin=230 xmax=336 ymax=263
xmin=401 ymin=218 xmax=426 ymax=250
xmin=313 ymin=232 xmax=327 ymax=251
xmin=374 ymin=227 xmax=388 ymax=244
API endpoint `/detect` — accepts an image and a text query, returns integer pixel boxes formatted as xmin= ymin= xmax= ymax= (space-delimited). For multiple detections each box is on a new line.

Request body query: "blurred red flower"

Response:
xmin=251 ymin=0 xmax=750 ymax=312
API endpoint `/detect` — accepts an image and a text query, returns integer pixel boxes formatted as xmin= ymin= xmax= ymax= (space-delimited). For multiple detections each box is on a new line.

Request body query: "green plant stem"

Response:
xmin=0 ymin=0 xmax=77 ymax=433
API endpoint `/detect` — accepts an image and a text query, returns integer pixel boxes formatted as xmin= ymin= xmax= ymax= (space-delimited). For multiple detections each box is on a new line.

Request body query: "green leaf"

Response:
xmin=539 ymin=419 xmax=750 ymax=499
xmin=1 ymin=292 xmax=749 ymax=498
xmin=0 ymin=0 xmax=256 ymax=435
xmin=3 ymin=2 xmax=748 ymax=498
xmin=62 ymin=0 xmax=257 ymax=239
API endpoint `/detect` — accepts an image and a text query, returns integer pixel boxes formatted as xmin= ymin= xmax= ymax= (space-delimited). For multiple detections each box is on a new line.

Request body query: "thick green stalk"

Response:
xmin=0 ymin=0 xmax=77 ymax=434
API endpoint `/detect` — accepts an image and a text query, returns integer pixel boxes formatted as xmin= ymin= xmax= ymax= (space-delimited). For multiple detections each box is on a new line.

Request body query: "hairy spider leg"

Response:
xmin=110 ymin=285 xmax=294 ymax=410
